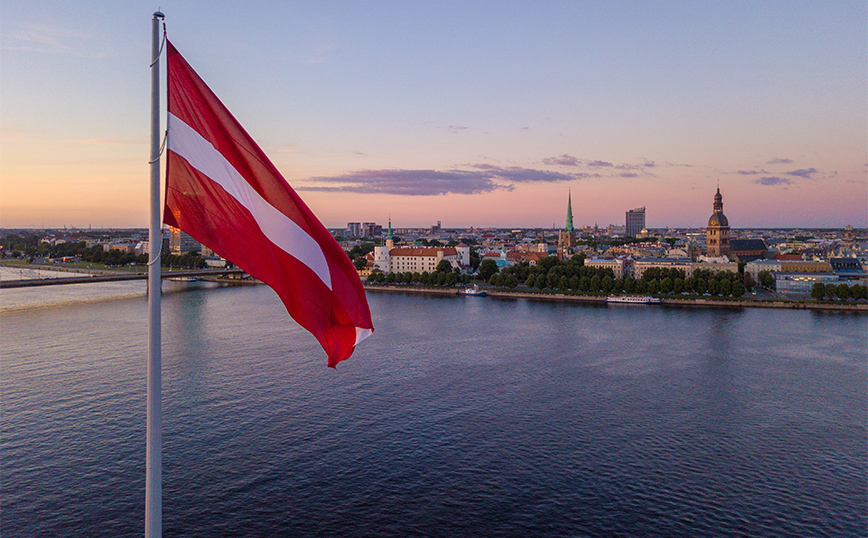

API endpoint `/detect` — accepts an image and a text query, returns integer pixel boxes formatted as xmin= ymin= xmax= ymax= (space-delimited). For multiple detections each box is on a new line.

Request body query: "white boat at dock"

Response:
xmin=458 ymin=284 xmax=487 ymax=296
xmin=605 ymin=295 xmax=661 ymax=304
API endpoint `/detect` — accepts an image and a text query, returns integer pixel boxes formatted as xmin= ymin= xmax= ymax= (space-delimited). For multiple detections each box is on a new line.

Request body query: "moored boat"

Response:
xmin=606 ymin=295 xmax=661 ymax=304
xmin=459 ymin=284 xmax=487 ymax=296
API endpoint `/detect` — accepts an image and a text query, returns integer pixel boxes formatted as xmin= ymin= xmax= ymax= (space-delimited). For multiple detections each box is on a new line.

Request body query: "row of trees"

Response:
xmin=485 ymin=256 xmax=750 ymax=297
xmin=811 ymin=283 xmax=867 ymax=301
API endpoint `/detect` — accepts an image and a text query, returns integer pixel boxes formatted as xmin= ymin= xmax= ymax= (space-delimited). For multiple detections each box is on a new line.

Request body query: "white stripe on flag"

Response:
xmin=355 ymin=327 xmax=373 ymax=346
xmin=168 ymin=112 xmax=332 ymax=290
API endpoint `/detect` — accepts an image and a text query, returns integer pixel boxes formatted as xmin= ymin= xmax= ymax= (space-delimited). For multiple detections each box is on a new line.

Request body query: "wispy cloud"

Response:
xmin=541 ymin=154 xmax=656 ymax=175
xmin=298 ymin=165 xmax=591 ymax=195
xmin=736 ymin=169 xmax=769 ymax=175
xmin=542 ymin=154 xmax=580 ymax=166
xmin=298 ymin=169 xmax=509 ymax=195
xmin=3 ymin=23 xmax=113 ymax=58
xmin=446 ymin=125 xmax=469 ymax=134
xmin=768 ymin=157 xmax=793 ymax=164
xmin=755 ymin=176 xmax=792 ymax=186
xmin=786 ymin=168 xmax=818 ymax=178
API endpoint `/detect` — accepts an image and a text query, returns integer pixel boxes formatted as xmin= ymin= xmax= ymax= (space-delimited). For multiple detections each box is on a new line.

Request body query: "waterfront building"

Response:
xmin=168 ymin=226 xmax=201 ymax=255
xmin=626 ymin=207 xmax=646 ymax=238
xmin=371 ymin=243 xmax=470 ymax=274
xmin=585 ymin=258 xmax=627 ymax=279
xmin=632 ymin=257 xmax=738 ymax=279
xmin=744 ymin=259 xmax=782 ymax=283
xmin=775 ymin=272 xmax=840 ymax=294
xmin=705 ymin=187 xmax=731 ymax=257
xmin=557 ymin=191 xmax=577 ymax=260
xmin=744 ymin=259 xmax=835 ymax=283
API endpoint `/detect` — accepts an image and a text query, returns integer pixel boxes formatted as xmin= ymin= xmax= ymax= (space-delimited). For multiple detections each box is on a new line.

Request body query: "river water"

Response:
xmin=1 ymin=276 xmax=865 ymax=537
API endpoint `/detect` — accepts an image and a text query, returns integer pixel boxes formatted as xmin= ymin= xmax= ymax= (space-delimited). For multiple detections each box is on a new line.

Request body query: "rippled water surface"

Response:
xmin=2 ymin=284 xmax=865 ymax=537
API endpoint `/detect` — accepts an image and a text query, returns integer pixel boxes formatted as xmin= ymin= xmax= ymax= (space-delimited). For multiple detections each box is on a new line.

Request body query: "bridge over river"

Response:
xmin=0 ymin=266 xmax=248 ymax=289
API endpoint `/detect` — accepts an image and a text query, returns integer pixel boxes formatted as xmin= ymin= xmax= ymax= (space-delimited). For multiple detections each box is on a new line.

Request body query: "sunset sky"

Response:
xmin=1 ymin=1 xmax=866 ymax=230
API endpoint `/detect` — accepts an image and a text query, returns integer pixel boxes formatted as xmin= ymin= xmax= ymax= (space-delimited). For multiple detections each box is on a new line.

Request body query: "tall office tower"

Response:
xmin=625 ymin=207 xmax=646 ymax=237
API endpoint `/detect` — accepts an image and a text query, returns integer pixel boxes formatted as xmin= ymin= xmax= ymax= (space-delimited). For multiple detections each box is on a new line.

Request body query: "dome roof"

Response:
xmin=708 ymin=212 xmax=729 ymax=227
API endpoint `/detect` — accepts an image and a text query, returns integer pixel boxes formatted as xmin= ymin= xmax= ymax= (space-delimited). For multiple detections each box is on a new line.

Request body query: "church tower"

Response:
xmin=557 ymin=190 xmax=577 ymax=260
xmin=706 ymin=186 xmax=730 ymax=257
xmin=385 ymin=216 xmax=394 ymax=250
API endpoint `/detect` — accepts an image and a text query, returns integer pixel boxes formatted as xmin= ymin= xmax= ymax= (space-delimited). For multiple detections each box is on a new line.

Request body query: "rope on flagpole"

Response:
xmin=147 ymin=22 xmax=167 ymax=267
xmin=148 ymin=130 xmax=167 ymax=164
xmin=150 ymin=24 xmax=167 ymax=68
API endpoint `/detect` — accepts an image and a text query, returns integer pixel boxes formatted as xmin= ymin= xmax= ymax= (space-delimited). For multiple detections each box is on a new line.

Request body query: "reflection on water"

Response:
xmin=1 ymin=284 xmax=866 ymax=537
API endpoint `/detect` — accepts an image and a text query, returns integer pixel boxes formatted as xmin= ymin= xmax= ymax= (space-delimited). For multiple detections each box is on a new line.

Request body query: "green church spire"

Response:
xmin=387 ymin=216 xmax=392 ymax=240
xmin=565 ymin=190 xmax=574 ymax=233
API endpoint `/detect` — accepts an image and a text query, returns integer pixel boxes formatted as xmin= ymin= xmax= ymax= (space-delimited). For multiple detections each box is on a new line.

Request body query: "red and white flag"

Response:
xmin=164 ymin=40 xmax=373 ymax=367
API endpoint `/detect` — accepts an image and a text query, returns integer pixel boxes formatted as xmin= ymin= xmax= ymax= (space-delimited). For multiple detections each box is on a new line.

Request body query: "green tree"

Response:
xmin=546 ymin=272 xmax=559 ymax=289
xmin=695 ymin=278 xmax=707 ymax=294
xmin=720 ymin=279 xmax=732 ymax=296
xmin=743 ymin=272 xmax=756 ymax=291
xmin=757 ymin=270 xmax=774 ymax=288
xmin=353 ymin=256 xmax=367 ymax=271
xmin=436 ymin=260 xmax=453 ymax=273
xmin=477 ymin=259 xmax=498 ymax=281
xmin=731 ymin=281 xmax=746 ymax=297
xmin=525 ymin=274 xmax=536 ymax=288
xmin=811 ymin=282 xmax=826 ymax=300
xmin=647 ymin=279 xmax=660 ymax=294
xmin=538 ymin=256 xmax=560 ymax=272
xmin=578 ymin=276 xmax=590 ymax=292
xmin=836 ymin=283 xmax=851 ymax=300
xmin=660 ymin=277 xmax=673 ymax=294
xmin=708 ymin=279 xmax=721 ymax=296
xmin=601 ymin=275 xmax=614 ymax=293
xmin=489 ymin=274 xmax=500 ymax=287
xmin=589 ymin=275 xmax=601 ymax=292
xmin=673 ymin=278 xmax=684 ymax=294
xmin=851 ymin=284 xmax=867 ymax=300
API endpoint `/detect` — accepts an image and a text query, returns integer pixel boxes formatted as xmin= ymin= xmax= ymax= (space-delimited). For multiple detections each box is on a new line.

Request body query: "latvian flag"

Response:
xmin=164 ymin=40 xmax=373 ymax=367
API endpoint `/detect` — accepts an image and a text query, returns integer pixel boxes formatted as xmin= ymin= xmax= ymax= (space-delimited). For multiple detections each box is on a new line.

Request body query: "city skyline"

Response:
xmin=1 ymin=2 xmax=866 ymax=229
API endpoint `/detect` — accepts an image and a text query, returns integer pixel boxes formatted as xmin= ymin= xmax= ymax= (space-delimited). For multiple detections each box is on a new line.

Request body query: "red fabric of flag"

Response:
xmin=164 ymin=40 xmax=373 ymax=367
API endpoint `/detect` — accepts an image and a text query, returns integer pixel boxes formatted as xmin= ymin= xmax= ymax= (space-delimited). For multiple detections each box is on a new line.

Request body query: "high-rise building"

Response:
xmin=168 ymin=226 xmax=202 ymax=255
xmin=557 ymin=190 xmax=577 ymax=260
xmin=626 ymin=207 xmax=646 ymax=237
xmin=362 ymin=222 xmax=382 ymax=238
xmin=706 ymin=187 xmax=730 ymax=257
xmin=347 ymin=222 xmax=361 ymax=237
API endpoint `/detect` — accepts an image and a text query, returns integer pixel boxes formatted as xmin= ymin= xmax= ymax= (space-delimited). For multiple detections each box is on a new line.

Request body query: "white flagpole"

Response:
xmin=147 ymin=10 xmax=164 ymax=538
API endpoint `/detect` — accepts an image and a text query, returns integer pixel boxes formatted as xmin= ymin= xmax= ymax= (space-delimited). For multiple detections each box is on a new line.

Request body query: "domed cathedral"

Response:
xmin=557 ymin=190 xmax=577 ymax=260
xmin=706 ymin=186 xmax=730 ymax=257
